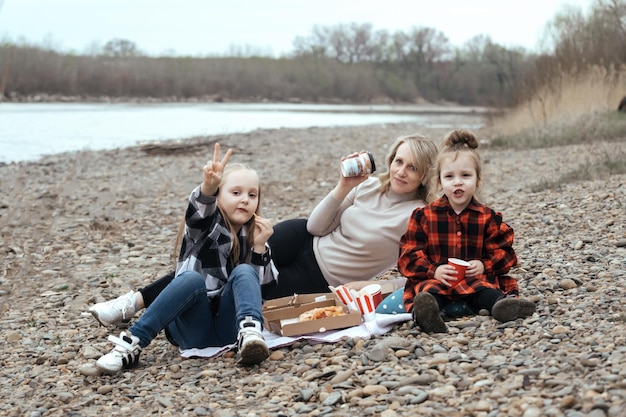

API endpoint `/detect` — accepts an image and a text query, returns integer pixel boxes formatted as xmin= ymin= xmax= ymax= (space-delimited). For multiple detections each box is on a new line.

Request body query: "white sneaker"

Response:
xmin=96 ymin=331 xmax=142 ymax=373
xmin=237 ymin=316 xmax=269 ymax=365
xmin=89 ymin=291 xmax=137 ymax=328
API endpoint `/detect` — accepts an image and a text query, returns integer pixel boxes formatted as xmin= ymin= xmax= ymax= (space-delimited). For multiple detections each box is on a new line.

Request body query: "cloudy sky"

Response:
xmin=0 ymin=0 xmax=594 ymax=57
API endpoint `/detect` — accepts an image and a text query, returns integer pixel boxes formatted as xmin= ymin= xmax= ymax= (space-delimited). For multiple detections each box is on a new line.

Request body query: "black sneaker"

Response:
xmin=491 ymin=298 xmax=536 ymax=323
xmin=412 ymin=293 xmax=447 ymax=333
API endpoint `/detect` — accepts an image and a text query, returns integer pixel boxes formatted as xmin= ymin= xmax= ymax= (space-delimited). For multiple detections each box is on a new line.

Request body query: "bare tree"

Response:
xmin=292 ymin=25 xmax=332 ymax=59
xmin=102 ymin=39 xmax=140 ymax=58
xmin=544 ymin=0 xmax=626 ymax=71
xmin=293 ymin=23 xmax=383 ymax=64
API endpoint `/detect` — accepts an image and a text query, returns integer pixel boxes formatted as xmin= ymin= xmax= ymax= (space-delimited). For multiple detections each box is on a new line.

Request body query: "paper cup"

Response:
xmin=355 ymin=293 xmax=376 ymax=322
xmin=362 ymin=284 xmax=383 ymax=308
xmin=330 ymin=285 xmax=358 ymax=311
xmin=448 ymin=258 xmax=470 ymax=286
xmin=353 ymin=284 xmax=383 ymax=322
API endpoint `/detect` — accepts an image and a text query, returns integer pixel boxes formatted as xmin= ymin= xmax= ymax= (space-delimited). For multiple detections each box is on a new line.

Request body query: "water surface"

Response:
xmin=0 ymin=102 xmax=487 ymax=163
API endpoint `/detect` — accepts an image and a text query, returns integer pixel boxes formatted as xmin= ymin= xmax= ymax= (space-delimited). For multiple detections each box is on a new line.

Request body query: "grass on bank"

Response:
xmin=488 ymin=66 xmax=626 ymax=192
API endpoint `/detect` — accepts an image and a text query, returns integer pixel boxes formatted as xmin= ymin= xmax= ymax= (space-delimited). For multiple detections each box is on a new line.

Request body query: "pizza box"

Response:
xmin=262 ymin=293 xmax=362 ymax=337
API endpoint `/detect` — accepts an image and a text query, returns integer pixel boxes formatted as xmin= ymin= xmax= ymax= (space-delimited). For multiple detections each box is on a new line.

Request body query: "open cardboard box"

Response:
xmin=262 ymin=293 xmax=362 ymax=337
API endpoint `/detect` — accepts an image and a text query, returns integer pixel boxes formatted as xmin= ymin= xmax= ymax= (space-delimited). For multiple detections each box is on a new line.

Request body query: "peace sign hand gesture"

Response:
xmin=201 ymin=143 xmax=233 ymax=196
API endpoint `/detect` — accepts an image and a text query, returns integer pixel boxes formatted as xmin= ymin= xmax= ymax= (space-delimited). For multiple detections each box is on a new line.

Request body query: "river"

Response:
xmin=0 ymin=102 xmax=488 ymax=163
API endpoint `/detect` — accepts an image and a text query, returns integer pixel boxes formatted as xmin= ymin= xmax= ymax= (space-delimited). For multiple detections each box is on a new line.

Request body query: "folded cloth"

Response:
xmin=180 ymin=313 xmax=412 ymax=358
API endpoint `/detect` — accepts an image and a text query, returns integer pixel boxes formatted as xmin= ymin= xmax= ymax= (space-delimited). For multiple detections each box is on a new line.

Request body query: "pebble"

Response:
xmin=1 ymin=123 xmax=625 ymax=416
xmin=560 ymin=278 xmax=578 ymax=290
xmin=363 ymin=385 xmax=389 ymax=396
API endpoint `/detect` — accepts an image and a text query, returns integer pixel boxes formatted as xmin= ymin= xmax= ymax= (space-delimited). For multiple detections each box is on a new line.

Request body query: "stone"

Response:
xmin=560 ymin=278 xmax=578 ymax=290
xmin=1 ymin=123 xmax=624 ymax=416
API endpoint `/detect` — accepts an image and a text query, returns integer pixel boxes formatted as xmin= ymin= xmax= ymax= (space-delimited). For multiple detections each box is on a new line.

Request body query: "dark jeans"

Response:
xmin=262 ymin=218 xmax=328 ymax=299
xmin=430 ymin=288 xmax=504 ymax=313
xmin=139 ymin=271 xmax=175 ymax=308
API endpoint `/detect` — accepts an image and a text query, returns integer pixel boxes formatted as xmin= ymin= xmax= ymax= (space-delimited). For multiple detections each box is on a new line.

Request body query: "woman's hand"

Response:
xmin=252 ymin=215 xmax=274 ymax=253
xmin=338 ymin=170 xmax=369 ymax=188
xmin=201 ymin=143 xmax=232 ymax=196
xmin=333 ymin=151 xmax=369 ymax=199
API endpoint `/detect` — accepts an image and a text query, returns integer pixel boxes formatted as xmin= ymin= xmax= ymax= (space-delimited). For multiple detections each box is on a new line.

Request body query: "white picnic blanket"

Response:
xmin=180 ymin=313 xmax=412 ymax=358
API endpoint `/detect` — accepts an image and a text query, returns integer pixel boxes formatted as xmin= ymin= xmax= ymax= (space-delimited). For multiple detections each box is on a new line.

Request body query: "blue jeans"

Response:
xmin=129 ymin=264 xmax=264 ymax=350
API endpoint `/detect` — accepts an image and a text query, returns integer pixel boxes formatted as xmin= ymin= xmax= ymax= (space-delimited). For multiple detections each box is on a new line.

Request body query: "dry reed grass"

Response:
xmin=490 ymin=65 xmax=626 ymax=135
xmin=486 ymin=66 xmax=626 ymax=191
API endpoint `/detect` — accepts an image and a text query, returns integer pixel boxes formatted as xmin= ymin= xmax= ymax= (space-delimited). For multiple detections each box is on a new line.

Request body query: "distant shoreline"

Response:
xmin=0 ymin=94 xmax=497 ymax=115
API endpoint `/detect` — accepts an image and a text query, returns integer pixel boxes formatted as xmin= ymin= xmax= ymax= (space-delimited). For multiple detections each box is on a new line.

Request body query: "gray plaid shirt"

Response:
xmin=176 ymin=185 xmax=277 ymax=299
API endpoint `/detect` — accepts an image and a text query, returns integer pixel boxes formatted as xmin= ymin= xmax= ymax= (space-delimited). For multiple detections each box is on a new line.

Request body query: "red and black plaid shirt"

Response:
xmin=399 ymin=195 xmax=519 ymax=312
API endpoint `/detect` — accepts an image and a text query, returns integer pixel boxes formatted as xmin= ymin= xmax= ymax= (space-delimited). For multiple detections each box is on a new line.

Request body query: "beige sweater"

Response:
xmin=307 ymin=177 xmax=423 ymax=288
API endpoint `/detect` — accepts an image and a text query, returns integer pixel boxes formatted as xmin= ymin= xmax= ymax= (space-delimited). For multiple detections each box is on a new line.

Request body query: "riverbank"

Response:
xmin=1 ymin=122 xmax=625 ymax=416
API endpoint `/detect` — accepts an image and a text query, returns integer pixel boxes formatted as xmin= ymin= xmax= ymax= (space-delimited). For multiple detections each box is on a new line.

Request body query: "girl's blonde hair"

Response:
xmin=378 ymin=134 xmax=438 ymax=203
xmin=173 ymin=163 xmax=262 ymax=266
xmin=431 ymin=129 xmax=483 ymax=202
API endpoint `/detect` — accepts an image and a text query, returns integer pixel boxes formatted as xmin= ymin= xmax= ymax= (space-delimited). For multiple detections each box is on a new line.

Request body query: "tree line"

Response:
xmin=0 ymin=0 xmax=624 ymax=108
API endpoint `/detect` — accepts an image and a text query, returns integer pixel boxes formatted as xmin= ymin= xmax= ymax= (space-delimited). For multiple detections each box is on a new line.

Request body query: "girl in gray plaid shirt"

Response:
xmin=94 ymin=143 xmax=277 ymax=373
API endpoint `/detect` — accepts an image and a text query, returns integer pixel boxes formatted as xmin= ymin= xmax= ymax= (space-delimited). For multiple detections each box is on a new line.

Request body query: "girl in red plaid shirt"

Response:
xmin=399 ymin=130 xmax=536 ymax=333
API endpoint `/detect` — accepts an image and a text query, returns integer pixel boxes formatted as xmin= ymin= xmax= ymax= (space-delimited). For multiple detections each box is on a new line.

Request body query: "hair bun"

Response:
xmin=443 ymin=129 xmax=479 ymax=150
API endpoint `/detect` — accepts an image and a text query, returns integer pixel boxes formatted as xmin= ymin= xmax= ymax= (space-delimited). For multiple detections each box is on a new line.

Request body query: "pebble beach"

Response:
xmin=1 ymin=121 xmax=625 ymax=416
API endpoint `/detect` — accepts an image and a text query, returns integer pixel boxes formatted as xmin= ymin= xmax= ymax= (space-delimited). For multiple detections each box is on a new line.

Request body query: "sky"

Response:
xmin=0 ymin=0 xmax=595 ymax=57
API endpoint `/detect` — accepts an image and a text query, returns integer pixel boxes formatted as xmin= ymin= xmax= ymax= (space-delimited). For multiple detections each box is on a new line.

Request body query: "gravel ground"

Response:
xmin=1 ymin=120 xmax=625 ymax=417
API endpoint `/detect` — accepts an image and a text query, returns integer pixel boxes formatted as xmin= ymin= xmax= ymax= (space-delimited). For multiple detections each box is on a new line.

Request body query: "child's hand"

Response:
xmin=252 ymin=215 xmax=273 ymax=253
xmin=201 ymin=143 xmax=233 ymax=196
xmin=434 ymin=264 xmax=460 ymax=287
xmin=465 ymin=260 xmax=484 ymax=278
